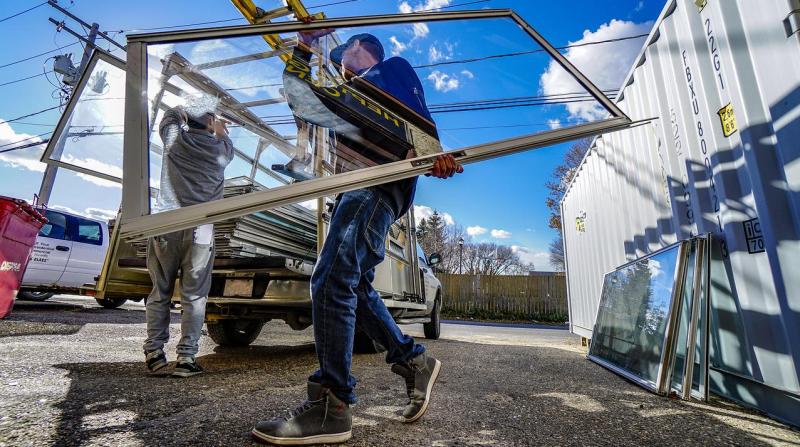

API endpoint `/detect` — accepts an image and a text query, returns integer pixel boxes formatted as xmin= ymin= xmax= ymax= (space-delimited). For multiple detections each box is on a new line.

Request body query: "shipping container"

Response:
xmin=562 ymin=0 xmax=800 ymax=427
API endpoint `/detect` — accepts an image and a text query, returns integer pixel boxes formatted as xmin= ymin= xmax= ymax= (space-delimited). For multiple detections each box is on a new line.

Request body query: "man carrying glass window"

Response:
xmin=252 ymin=28 xmax=462 ymax=446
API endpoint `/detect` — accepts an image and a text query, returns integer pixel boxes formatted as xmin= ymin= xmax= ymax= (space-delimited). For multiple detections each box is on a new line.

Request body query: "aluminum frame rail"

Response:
xmin=120 ymin=8 xmax=633 ymax=237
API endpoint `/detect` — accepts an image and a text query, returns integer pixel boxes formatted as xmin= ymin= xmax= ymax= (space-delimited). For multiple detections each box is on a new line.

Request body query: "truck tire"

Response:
xmin=95 ymin=297 xmax=128 ymax=309
xmin=207 ymin=319 xmax=265 ymax=347
xmin=353 ymin=329 xmax=387 ymax=354
xmin=17 ymin=290 xmax=55 ymax=302
xmin=423 ymin=294 xmax=441 ymax=340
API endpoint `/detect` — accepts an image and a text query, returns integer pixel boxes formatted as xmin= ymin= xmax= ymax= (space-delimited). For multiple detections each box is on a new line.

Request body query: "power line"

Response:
xmin=413 ymin=33 xmax=650 ymax=69
xmin=418 ymin=0 xmax=491 ymax=12
xmin=0 ymin=42 xmax=80 ymax=70
xmin=0 ymin=132 xmax=52 ymax=150
xmin=307 ymin=0 xmax=359 ymax=8
xmin=0 ymin=1 xmax=47 ymax=24
xmin=0 ymin=139 xmax=50 ymax=154
xmin=117 ymin=0 xmax=364 ymax=33
xmin=0 ymin=71 xmax=53 ymax=87
xmin=1 ymin=105 xmax=62 ymax=124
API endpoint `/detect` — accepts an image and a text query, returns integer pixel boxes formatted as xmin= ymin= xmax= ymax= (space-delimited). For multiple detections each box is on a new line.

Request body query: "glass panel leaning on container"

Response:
xmin=587 ymin=235 xmax=711 ymax=401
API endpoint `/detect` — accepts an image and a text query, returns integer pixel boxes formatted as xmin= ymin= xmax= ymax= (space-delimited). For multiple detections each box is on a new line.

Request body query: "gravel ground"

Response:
xmin=1 ymin=296 xmax=799 ymax=447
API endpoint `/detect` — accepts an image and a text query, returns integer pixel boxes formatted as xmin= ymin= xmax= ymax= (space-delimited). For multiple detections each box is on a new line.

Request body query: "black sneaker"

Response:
xmin=145 ymin=349 xmax=167 ymax=374
xmin=391 ymin=352 xmax=442 ymax=423
xmin=173 ymin=356 xmax=204 ymax=378
xmin=252 ymin=381 xmax=352 ymax=445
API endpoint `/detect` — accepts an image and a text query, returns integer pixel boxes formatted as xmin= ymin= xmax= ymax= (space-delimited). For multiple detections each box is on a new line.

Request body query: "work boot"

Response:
xmin=391 ymin=352 xmax=442 ymax=423
xmin=145 ymin=349 xmax=167 ymax=374
xmin=251 ymin=381 xmax=352 ymax=445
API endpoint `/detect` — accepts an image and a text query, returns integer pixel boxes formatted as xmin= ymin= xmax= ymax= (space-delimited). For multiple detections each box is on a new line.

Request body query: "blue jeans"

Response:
xmin=309 ymin=188 xmax=424 ymax=404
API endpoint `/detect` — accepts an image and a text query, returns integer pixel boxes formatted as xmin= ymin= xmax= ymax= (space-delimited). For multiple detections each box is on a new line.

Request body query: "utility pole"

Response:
xmin=37 ymin=0 xmax=124 ymax=205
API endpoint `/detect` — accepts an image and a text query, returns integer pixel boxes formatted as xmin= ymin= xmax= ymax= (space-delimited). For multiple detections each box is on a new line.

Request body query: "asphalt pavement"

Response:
xmin=1 ymin=295 xmax=798 ymax=446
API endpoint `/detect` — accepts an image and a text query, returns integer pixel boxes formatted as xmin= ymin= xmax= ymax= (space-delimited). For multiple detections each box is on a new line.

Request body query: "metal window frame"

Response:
xmin=587 ymin=236 xmax=712 ymax=400
xmin=40 ymin=49 xmax=290 ymax=192
xmin=119 ymin=8 xmax=632 ymax=236
xmin=40 ymin=50 xmax=127 ymax=184
xmin=587 ymin=240 xmax=690 ymax=394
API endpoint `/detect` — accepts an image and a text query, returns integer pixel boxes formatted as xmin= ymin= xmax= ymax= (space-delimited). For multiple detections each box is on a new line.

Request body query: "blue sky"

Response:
xmin=0 ymin=0 xmax=665 ymax=270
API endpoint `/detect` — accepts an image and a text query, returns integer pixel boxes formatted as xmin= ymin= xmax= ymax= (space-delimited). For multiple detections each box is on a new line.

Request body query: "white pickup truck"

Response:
xmin=18 ymin=209 xmax=129 ymax=308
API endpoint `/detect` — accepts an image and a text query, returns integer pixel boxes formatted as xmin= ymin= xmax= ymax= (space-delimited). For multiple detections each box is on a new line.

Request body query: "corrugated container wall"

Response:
xmin=562 ymin=0 xmax=800 ymax=427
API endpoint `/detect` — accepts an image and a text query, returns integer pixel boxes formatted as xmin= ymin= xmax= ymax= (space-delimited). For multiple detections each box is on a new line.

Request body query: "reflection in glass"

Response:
xmin=589 ymin=243 xmax=683 ymax=388
xmin=49 ymin=56 xmax=126 ymax=180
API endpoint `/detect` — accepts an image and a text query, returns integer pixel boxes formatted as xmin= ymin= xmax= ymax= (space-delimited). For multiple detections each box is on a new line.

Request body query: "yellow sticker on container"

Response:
xmin=695 ymin=0 xmax=707 ymax=12
xmin=718 ymin=103 xmax=738 ymax=137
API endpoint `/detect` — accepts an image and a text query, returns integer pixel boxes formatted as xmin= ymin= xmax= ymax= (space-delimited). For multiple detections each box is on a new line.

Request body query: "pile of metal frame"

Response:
xmin=132 ymin=177 xmax=317 ymax=261
xmin=588 ymin=235 xmax=711 ymax=401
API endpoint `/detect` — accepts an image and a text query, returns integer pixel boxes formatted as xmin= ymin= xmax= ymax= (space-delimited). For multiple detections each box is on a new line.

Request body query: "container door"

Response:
xmin=62 ymin=216 xmax=105 ymax=288
xmin=22 ymin=210 xmax=71 ymax=287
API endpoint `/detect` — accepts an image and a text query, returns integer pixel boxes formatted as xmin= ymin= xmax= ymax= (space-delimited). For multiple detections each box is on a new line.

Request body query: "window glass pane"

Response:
xmin=588 ymin=243 xmax=683 ymax=388
xmin=76 ymin=220 xmax=102 ymax=245
xmin=39 ymin=211 xmax=67 ymax=240
xmin=48 ymin=56 xmax=125 ymax=180
xmin=143 ymin=16 xmax=610 ymax=214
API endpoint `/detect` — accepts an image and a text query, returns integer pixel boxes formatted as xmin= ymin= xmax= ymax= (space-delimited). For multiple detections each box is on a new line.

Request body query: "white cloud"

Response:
xmin=398 ymin=0 xmax=452 ymax=39
xmin=491 ymin=229 xmax=512 ymax=239
xmin=0 ymin=121 xmax=47 ymax=172
xmin=414 ymin=204 xmax=454 ymax=226
xmin=50 ymin=205 xmax=117 ymax=222
xmin=61 ymin=154 xmax=122 ymax=189
xmin=412 ymin=23 xmax=430 ymax=39
xmin=427 ymin=70 xmax=460 ymax=92
xmin=460 ymin=69 xmax=474 ymax=79
xmin=539 ymin=19 xmax=652 ymax=122
xmin=466 ymin=225 xmax=487 ymax=236
xmin=389 ymin=36 xmax=409 ymax=56
xmin=428 ymin=42 xmax=454 ymax=63
xmin=634 ymin=1 xmax=645 ymax=12
xmin=511 ymin=245 xmax=552 ymax=270
xmin=429 ymin=45 xmax=444 ymax=63
xmin=547 ymin=119 xmax=562 ymax=129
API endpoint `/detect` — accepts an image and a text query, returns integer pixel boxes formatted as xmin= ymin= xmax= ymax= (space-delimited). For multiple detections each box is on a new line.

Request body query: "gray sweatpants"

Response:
xmin=143 ymin=227 xmax=214 ymax=357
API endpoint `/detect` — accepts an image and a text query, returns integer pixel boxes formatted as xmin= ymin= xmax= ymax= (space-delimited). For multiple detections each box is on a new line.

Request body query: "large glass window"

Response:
xmin=588 ymin=242 xmax=684 ymax=389
xmin=44 ymin=54 xmax=126 ymax=182
xmin=142 ymin=16 xmax=612 ymax=214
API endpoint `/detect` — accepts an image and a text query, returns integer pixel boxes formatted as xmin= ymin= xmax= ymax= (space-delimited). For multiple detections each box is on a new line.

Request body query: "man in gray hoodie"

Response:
xmin=143 ymin=105 xmax=234 ymax=377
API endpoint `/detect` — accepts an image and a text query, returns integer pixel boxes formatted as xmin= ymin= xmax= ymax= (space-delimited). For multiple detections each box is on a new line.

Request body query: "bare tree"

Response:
xmin=545 ymin=138 xmax=591 ymax=269
xmin=549 ymin=234 xmax=565 ymax=271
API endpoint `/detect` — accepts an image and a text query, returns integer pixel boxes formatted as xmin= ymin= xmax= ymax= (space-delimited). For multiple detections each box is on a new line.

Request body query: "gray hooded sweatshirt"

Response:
xmin=156 ymin=107 xmax=234 ymax=211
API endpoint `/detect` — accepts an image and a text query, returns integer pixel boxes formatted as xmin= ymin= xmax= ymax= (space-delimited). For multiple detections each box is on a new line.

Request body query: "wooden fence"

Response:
xmin=438 ymin=273 xmax=568 ymax=322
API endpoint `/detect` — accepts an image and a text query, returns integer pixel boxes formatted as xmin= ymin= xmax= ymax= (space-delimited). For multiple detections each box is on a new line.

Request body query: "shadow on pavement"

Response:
xmin=2 ymin=300 xmax=174 ymax=338
xmin=45 ymin=339 xmax=794 ymax=446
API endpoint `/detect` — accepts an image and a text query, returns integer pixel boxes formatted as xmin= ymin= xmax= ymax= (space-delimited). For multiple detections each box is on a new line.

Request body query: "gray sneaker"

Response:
xmin=251 ymin=381 xmax=352 ymax=445
xmin=391 ymin=352 xmax=442 ymax=423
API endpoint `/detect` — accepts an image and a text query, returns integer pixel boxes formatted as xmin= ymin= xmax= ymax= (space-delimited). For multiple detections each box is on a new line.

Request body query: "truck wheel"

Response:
xmin=423 ymin=295 xmax=441 ymax=340
xmin=353 ymin=329 xmax=386 ymax=354
xmin=17 ymin=290 xmax=55 ymax=302
xmin=95 ymin=297 xmax=128 ymax=309
xmin=207 ymin=319 xmax=265 ymax=347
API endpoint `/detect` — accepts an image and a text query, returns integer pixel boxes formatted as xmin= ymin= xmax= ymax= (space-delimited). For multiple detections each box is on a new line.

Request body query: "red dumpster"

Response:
xmin=0 ymin=196 xmax=47 ymax=319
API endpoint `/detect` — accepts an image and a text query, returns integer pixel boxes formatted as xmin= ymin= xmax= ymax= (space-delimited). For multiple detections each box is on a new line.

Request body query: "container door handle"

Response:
xmin=56 ymin=245 xmax=70 ymax=252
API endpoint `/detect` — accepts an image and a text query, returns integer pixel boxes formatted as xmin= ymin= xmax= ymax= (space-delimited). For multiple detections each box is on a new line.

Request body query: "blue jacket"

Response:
xmin=283 ymin=52 xmax=435 ymax=218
